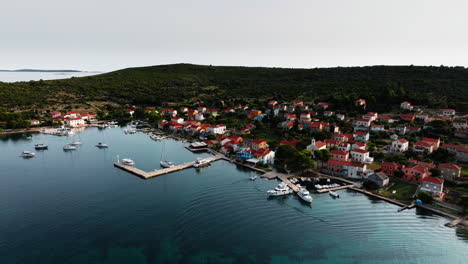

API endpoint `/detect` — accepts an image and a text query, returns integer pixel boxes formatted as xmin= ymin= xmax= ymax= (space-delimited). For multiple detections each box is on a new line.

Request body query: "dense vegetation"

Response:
xmin=1 ymin=64 xmax=468 ymax=111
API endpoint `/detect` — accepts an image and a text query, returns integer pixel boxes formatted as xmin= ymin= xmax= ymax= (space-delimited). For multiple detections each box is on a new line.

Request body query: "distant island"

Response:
xmin=0 ymin=69 xmax=82 ymax=72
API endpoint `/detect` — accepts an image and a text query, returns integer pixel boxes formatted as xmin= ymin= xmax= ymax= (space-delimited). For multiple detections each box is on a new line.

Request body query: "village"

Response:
xmin=2 ymin=98 xmax=468 ymax=222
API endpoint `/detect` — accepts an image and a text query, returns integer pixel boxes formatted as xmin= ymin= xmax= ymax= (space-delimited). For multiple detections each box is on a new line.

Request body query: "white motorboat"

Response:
xmin=122 ymin=159 xmax=135 ymax=166
xmin=275 ymin=182 xmax=289 ymax=191
xmin=63 ymin=144 xmax=77 ymax=150
xmin=329 ymin=191 xmax=340 ymax=198
xmin=267 ymin=189 xmax=292 ymax=196
xmin=315 ymin=184 xmax=323 ymax=189
xmin=70 ymin=141 xmax=82 ymax=146
xmin=20 ymin=151 xmax=35 ymax=158
xmin=95 ymin=142 xmax=109 ymax=148
xmin=193 ymin=158 xmax=210 ymax=168
xmin=34 ymin=144 xmax=48 ymax=150
xmin=298 ymin=188 xmax=313 ymax=203
xmin=160 ymin=160 xmax=175 ymax=168
xmin=250 ymin=175 xmax=257 ymax=181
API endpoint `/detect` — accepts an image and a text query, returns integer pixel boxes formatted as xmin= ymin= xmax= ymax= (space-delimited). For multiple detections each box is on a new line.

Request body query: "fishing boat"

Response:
xmin=34 ymin=144 xmax=48 ymax=150
xmin=95 ymin=142 xmax=109 ymax=148
xmin=193 ymin=158 xmax=210 ymax=168
xmin=298 ymin=188 xmax=313 ymax=203
xmin=20 ymin=151 xmax=35 ymax=158
xmin=63 ymin=144 xmax=77 ymax=150
xmin=70 ymin=141 xmax=82 ymax=145
xmin=329 ymin=191 xmax=340 ymax=198
xmin=122 ymin=159 xmax=135 ymax=166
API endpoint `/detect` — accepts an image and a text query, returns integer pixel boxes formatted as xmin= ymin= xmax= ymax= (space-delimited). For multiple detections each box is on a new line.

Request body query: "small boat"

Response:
xmin=70 ymin=141 xmax=82 ymax=145
xmin=193 ymin=158 xmax=210 ymax=168
xmin=95 ymin=142 xmax=109 ymax=148
xmin=20 ymin=151 xmax=35 ymax=158
xmin=122 ymin=159 xmax=135 ymax=166
xmin=329 ymin=191 xmax=339 ymax=198
xmin=63 ymin=144 xmax=77 ymax=150
xmin=34 ymin=144 xmax=48 ymax=150
xmin=250 ymin=175 xmax=257 ymax=181
xmin=298 ymin=188 xmax=313 ymax=203
xmin=267 ymin=188 xmax=292 ymax=196
xmin=160 ymin=160 xmax=175 ymax=168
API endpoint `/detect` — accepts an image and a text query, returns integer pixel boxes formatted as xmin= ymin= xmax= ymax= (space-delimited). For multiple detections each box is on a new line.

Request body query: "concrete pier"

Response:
xmin=317 ymin=185 xmax=354 ymax=193
xmin=114 ymin=154 xmax=224 ymax=179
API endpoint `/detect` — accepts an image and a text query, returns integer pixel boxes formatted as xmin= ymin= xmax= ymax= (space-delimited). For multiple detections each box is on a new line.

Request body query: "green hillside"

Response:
xmin=1 ymin=64 xmax=467 ymax=111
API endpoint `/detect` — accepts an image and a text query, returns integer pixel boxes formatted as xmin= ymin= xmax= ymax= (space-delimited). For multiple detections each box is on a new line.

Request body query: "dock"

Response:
xmin=114 ymin=154 xmax=224 ymax=179
xmin=446 ymin=216 xmax=466 ymax=228
xmin=317 ymin=185 xmax=354 ymax=193
xmin=397 ymin=203 xmax=416 ymax=212
xmin=278 ymin=174 xmax=300 ymax=192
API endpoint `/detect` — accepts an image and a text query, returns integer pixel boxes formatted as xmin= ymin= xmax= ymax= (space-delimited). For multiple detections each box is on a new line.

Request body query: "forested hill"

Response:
xmin=1 ymin=64 xmax=467 ymax=111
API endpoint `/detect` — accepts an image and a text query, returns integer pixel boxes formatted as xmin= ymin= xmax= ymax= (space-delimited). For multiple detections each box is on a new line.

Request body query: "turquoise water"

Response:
xmin=1 ymin=127 xmax=467 ymax=264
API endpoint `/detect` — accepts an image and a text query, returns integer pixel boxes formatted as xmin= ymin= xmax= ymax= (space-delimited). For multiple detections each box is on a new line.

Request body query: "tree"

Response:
xmin=288 ymin=150 xmax=316 ymax=172
xmin=429 ymin=148 xmax=455 ymax=163
xmin=417 ymin=191 xmax=434 ymax=204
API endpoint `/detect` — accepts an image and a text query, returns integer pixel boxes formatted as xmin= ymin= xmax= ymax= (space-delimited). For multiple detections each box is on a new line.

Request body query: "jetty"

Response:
xmin=317 ymin=185 xmax=354 ymax=193
xmin=114 ymin=154 xmax=224 ymax=179
xmin=397 ymin=203 xmax=416 ymax=212
xmin=446 ymin=216 xmax=466 ymax=228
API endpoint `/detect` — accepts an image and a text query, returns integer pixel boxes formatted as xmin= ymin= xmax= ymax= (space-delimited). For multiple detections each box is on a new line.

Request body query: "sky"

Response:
xmin=1 ymin=0 xmax=468 ymax=71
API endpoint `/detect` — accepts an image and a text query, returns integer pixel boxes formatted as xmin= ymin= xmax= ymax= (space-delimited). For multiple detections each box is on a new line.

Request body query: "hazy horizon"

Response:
xmin=2 ymin=0 xmax=468 ymax=71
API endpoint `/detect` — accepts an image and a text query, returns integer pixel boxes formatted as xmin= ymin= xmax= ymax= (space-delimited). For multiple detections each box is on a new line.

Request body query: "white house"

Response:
xmin=362 ymin=112 xmax=378 ymax=121
xmin=390 ymin=138 xmax=409 ymax=153
xmin=254 ymin=148 xmax=275 ymax=165
xmin=354 ymin=118 xmax=371 ymax=127
xmin=171 ymin=117 xmax=184 ymax=124
xmin=441 ymin=109 xmax=455 ymax=116
xmin=194 ymin=113 xmax=205 ymax=121
xmin=400 ymin=101 xmax=414 ymax=110
xmin=420 ymin=177 xmax=444 ymax=197
xmin=350 ymin=149 xmax=373 ymax=164
xmin=64 ymin=117 xmax=85 ymax=127
xmin=208 ymin=124 xmax=226 ymax=134
xmin=370 ymin=124 xmax=385 ymax=132
xmin=306 ymin=139 xmax=326 ymax=151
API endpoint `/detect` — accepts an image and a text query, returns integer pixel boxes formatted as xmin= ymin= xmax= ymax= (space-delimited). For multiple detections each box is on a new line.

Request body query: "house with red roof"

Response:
xmin=441 ymin=144 xmax=468 ymax=162
xmin=415 ymin=113 xmax=429 ymax=122
xmin=453 ymin=119 xmax=468 ymax=130
xmin=316 ymin=102 xmax=329 ymax=109
xmin=244 ymin=138 xmax=269 ymax=151
xmin=455 ymin=130 xmax=468 ymax=139
xmin=353 ymin=131 xmax=370 ymax=142
xmin=400 ymin=113 xmax=415 ymax=122
xmin=306 ymin=139 xmax=326 ymax=151
xmin=168 ymin=121 xmax=183 ymax=132
xmin=268 ymin=100 xmax=278 ymax=107
xmin=390 ymin=138 xmax=409 ymax=153
xmin=350 ymin=149 xmax=373 ymax=164
xmin=406 ymin=126 xmax=421 ymax=134
xmin=325 ymin=159 xmax=370 ymax=179
xmin=324 ymin=111 xmax=334 ymax=117
xmin=283 ymin=113 xmax=296 ymax=120
xmin=331 ymin=150 xmax=349 ymax=161
xmin=332 ymin=133 xmax=349 ymax=142
xmin=207 ymin=124 xmax=226 ymax=135
xmin=355 ymin=99 xmax=366 ymax=106
xmin=421 ymin=137 xmax=440 ymax=150
xmin=224 ymin=108 xmax=235 ymax=113
xmin=197 ymin=106 xmax=207 ymax=113
xmin=171 ymin=117 xmax=184 ymax=124
xmin=400 ymin=101 xmax=413 ymax=110
xmin=253 ymin=148 xmax=275 ymax=165
xmin=402 ymin=165 xmax=430 ymax=183
xmin=351 ymin=141 xmax=367 ymax=150
xmin=420 ymin=177 xmax=444 ymax=197
xmin=438 ymin=163 xmax=462 ymax=180
xmin=208 ymin=109 xmax=218 ymax=117
xmin=354 ymin=118 xmax=371 ymax=128
xmin=413 ymin=141 xmax=434 ymax=154
xmin=50 ymin=111 xmax=61 ymax=119
xmin=162 ymin=109 xmax=177 ymax=116
xmin=300 ymin=113 xmax=311 ymax=122
xmin=362 ymin=112 xmax=378 ymax=121
xmin=64 ymin=117 xmax=85 ymax=127
xmin=408 ymin=160 xmax=436 ymax=169
xmin=370 ymin=124 xmax=385 ymax=132
xmin=381 ymin=162 xmax=402 ymax=176
xmin=379 ymin=116 xmax=395 ymax=123
xmin=441 ymin=109 xmax=456 ymax=116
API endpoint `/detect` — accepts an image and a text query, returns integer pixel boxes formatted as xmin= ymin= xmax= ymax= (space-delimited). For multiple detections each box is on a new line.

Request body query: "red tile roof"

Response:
xmin=351 ymin=149 xmax=369 ymax=154
xmin=331 ymin=150 xmax=348 ymax=155
xmin=438 ymin=163 xmax=461 ymax=170
xmin=422 ymin=177 xmax=444 ymax=185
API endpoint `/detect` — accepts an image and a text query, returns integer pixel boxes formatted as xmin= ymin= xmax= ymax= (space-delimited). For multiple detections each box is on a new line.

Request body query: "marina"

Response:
xmin=114 ymin=154 xmax=225 ymax=179
xmin=1 ymin=126 xmax=467 ymax=263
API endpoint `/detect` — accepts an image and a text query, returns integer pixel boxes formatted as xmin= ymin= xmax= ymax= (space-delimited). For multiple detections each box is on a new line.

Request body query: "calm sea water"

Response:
xmin=0 ymin=72 xmax=102 ymax=82
xmin=1 ymin=127 xmax=467 ymax=264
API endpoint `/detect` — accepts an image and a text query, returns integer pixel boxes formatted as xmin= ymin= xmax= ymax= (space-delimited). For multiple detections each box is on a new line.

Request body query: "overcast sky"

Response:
xmin=1 ymin=0 xmax=467 ymax=71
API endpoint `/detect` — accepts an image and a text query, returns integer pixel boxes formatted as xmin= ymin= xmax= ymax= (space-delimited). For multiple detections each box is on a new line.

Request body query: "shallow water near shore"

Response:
xmin=1 ymin=127 xmax=467 ymax=264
